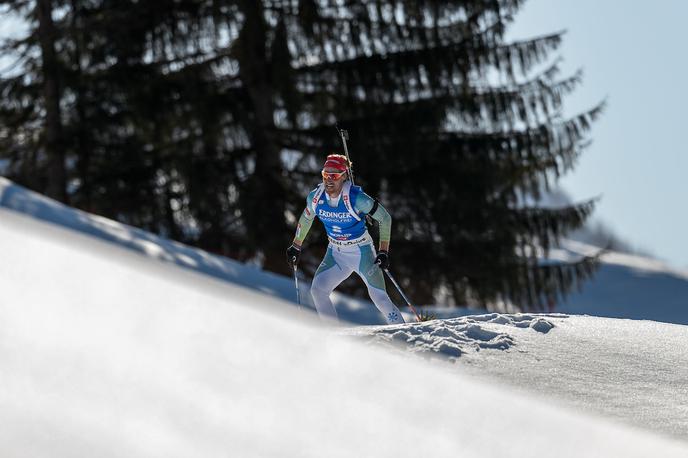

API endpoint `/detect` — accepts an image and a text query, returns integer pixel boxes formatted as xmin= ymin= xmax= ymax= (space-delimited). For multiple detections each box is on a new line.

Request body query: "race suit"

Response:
xmin=293 ymin=181 xmax=404 ymax=324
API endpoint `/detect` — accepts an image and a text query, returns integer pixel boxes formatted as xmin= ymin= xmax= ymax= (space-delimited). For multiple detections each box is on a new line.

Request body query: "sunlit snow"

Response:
xmin=2 ymin=178 xmax=688 ymax=456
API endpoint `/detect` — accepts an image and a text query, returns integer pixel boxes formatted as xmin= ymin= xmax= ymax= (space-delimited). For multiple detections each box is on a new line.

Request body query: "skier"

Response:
xmin=286 ymin=154 xmax=405 ymax=324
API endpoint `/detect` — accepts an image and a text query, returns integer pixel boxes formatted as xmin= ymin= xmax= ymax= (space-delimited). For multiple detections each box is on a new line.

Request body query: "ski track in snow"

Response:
xmin=345 ymin=313 xmax=563 ymax=361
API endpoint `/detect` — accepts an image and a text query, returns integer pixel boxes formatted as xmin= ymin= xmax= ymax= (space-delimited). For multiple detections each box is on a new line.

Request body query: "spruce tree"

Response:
xmin=0 ymin=0 xmax=601 ymax=310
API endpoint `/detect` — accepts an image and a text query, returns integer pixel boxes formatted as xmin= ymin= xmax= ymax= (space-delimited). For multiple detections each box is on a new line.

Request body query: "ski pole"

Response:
xmin=292 ymin=258 xmax=301 ymax=307
xmin=336 ymin=125 xmax=355 ymax=185
xmin=383 ymin=268 xmax=422 ymax=322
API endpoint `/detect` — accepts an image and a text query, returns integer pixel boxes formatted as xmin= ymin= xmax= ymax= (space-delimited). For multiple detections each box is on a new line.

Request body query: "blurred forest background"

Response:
xmin=0 ymin=0 xmax=604 ymax=310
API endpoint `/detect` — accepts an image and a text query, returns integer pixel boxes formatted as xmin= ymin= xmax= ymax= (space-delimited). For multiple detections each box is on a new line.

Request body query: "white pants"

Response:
xmin=310 ymin=243 xmax=405 ymax=324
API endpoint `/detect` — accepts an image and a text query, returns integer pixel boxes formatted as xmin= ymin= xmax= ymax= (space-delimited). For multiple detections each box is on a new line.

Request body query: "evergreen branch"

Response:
xmin=508 ymin=199 xmax=598 ymax=254
xmin=523 ymin=252 xmax=601 ymax=310
xmin=291 ymin=15 xmax=509 ymax=72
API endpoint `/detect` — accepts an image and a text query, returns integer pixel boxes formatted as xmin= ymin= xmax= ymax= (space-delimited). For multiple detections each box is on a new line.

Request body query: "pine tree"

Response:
xmin=0 ymin=0 xmax=602 ymax=310
xmin=0 ymin=0 xmax=67 ymax=200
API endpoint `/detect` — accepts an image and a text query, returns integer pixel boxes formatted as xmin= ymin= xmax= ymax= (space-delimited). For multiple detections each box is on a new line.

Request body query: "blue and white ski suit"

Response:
xmin=294 ymin=181 xmax=404 ymax=324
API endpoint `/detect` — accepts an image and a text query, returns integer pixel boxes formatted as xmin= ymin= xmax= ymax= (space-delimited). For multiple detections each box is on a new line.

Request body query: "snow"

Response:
xmin=348 ymin=314 xmax=688 ymax=437
xmin=5 ymin=175 xmax=688 ymax=326
xmin=552 ymin=240 xmax=688 ymax=325
xmin=0 ymin=177 xmax=387 ymax=325
xmin=2 ymin=177 xmax=688 ymax=456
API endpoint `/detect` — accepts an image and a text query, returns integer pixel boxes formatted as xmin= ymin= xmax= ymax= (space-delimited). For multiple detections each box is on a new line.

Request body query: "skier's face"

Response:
xmin=322 ymin=167 xmax=347 ymax=193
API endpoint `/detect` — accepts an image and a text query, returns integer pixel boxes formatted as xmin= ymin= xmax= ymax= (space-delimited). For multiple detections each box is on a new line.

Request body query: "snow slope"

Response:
xmin=554 ymin=240 xmax=688 ymax=324
xmin=0 ymin=177 xmax=387 ymax=325
xmin=2 ymin=204 xmax=688 ymax=457
xmin=3 ymin=176 xmax=688 ymax=326
xmin=348 ymin=313 xmax=688 ymax=438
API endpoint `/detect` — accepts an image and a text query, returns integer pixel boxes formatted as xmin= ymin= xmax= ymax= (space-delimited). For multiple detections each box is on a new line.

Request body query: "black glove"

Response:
xmin=374 ymin=250 xmax=389 ymax=270
xmin=286 ymin=244 xmax=301 ymax=268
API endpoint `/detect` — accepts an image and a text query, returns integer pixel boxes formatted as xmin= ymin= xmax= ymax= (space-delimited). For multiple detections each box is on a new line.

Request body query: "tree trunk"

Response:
xmin=237 ymin=0 xmax=290 ymax=275
xmin=69 ymin=0 xmax=92 ymax=210
xmin=36 ymin=0 xmax=67 ymax=203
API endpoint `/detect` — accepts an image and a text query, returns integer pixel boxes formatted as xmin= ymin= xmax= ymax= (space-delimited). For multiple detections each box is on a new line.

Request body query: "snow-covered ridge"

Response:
xmin=3 ymin=176 xmax=688 ymax=325
xmin=346 ymin=313 xmax=560 ymax=360
xmin=554 ymin=238 xmax=688 ymax=280
xmin=349 ymin=312 xmax=688 ymax=439
xmin=0 ymin=177 xmax=291 ymax=297
xmin=3 ymin=177 xmax=688 ymax=454
xmin=553 ymin=238 xmax=688 ymax=325
xmin=3 ymin=200 xmax=688 ymax=456
xmin=0 ymin=177 xmax=387 ymax=324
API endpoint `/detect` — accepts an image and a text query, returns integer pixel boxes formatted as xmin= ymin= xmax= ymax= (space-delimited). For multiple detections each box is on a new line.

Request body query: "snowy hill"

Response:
xmin=0 ymin=177 xmax=388 ymax=325
xmin=554 ymin=240 xmax=688 ymax=324
xmin=2 ymin=177 xmax=688 ymax=456
xmin=3 ymin=176 xmax=688 ymax=326
xmin=347 ymin=313 xmax=688 ymax=437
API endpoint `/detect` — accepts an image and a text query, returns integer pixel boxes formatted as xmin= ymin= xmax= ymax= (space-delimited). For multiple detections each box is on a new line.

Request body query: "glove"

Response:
xmin=374 ymin=250 xmax=389 ymax=270
xmin=286 ymin=244 xmax=301 ymax=268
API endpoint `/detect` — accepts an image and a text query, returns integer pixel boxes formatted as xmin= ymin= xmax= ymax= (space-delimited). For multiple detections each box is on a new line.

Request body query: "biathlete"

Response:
xmin=286 ymin=154 xmax=405 ymax=324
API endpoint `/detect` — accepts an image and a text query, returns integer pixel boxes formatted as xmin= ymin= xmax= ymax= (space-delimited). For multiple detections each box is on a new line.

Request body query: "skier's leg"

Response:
xmin=310 ymin=246 xmax=353 ymax=321
xmin=356 ymin=244 xmax=405 ymax=324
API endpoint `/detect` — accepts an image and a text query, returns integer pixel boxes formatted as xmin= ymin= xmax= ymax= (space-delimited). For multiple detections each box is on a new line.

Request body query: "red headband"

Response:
xmin=323 ymin=155 xmax=348 ymax=172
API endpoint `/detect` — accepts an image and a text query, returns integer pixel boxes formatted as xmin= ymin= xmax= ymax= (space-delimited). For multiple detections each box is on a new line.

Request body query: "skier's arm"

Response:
xmin=292 ymin=191 xmax=317 ymax=248
xmin=355 ymin=193 xmax=391 ymax=251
